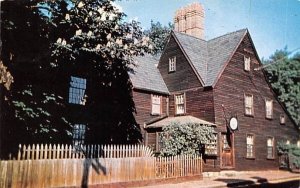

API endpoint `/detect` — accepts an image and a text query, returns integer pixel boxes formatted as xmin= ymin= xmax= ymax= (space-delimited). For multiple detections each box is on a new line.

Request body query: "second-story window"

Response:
xmin=244 ymin=56 xmax=250 ymax=71
xmin=69 ymin=76 xmax=87 ymax=105
xmin=280 ymin=114 xmax=286 ymax=124
xmin=265 ymin=99 xmax=273 ymax=119
xmin=151 ymin=94 xmax=161 ymax=115
xmin=244 ymin=94 xmax=254 ymax=116
xmin=175 ymin=93 xmax=185 ymax=115
xmin=169 ymin=56 xmax=176 ymax=72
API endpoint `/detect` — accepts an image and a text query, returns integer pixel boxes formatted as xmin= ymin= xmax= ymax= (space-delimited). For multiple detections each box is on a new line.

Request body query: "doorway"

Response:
xmin=220 ymin=132 xmax=235 ymax=169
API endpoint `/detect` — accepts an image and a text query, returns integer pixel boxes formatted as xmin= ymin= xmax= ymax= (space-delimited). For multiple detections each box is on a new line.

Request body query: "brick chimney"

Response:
xmin=174 ymin=2 xmax=204 ymax=39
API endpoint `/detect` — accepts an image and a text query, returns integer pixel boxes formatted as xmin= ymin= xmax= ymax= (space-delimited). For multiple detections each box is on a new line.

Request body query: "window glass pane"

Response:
xmin=69 ymin=76 xmax=87 ymax=105
xmin=73 ymin=124 xmax=86 ymax=146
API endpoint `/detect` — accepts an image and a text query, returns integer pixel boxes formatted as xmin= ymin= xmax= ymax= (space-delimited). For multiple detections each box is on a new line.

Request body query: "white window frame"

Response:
xmin=151 ymin=94 xmax=161 ymax=115
xmin=246 ymin=134 xmax=254 ymax=158
xmin=267 ymin=137 xmax=275 ymax=159
xmin=244 ymin=56 xmax=250 ymax=71
xmin=244 ymin=94 xmax=254 ymax=116
xmin=175 ymin=93 xmax=185 ymax=115
xmin=265 ymin=99 xmax=273 ymax=119
xmin=169 ymin=56 xmax=176 ymax=72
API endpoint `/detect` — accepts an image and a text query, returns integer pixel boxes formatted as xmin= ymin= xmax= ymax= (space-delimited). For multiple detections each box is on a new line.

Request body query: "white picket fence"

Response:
xmin=17 ymin=144 xmax=154 ymax=160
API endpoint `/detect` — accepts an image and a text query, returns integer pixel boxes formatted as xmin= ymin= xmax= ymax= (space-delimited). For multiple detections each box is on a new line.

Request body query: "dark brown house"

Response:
xmin=129 ymin=3 xmax=299 ymax=172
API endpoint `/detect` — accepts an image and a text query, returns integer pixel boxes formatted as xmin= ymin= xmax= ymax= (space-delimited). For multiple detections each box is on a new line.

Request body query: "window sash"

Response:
xmin=69 ymin=76 xmax=87 ymax=105
xmin=267 ymin=137 xmax=274 ymax=158
xmin=245 ymin=94 xmax=253 ymax=115
xmin=175 ymin=94 xmax=185 ymax=114
xmin=73 ymin=124 xmax=86 ymax=146
xmin=169 ymin=57 xmax=176 ymax=72
xmin=265 ymin=100 xmax=273 ymax=118
xmin=246 ymin=135 xmax=254 ymax=158
xmin=244 ymin=56 xmax=250 ymax=71
xmin=151 ymin=95 xmax=161 ymax=115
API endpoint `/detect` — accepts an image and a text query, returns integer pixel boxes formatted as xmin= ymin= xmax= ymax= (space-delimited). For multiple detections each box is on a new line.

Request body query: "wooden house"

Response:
xmin=129 ymin=4 xmax=299 ymax=171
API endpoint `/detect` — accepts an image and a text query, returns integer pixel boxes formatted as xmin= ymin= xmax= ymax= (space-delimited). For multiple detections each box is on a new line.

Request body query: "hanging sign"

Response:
xmin=229 ymin=117 xmax=238 ymax=131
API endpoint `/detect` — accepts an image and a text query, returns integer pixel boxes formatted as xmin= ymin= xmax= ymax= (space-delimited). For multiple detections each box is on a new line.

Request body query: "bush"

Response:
xmin=160 ymin=122 xmax=215 ymax=156
xmin=277 ymin=141 xmax=300 ymax=169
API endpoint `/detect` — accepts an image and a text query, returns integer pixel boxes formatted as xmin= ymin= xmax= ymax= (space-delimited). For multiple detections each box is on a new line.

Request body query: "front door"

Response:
xmin=220 ymin=133 xmax=234 ymax=169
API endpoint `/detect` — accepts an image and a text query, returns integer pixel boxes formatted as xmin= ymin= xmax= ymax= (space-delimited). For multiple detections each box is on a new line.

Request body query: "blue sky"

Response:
xmin=117 ymin=0 xmax=300 ymax=59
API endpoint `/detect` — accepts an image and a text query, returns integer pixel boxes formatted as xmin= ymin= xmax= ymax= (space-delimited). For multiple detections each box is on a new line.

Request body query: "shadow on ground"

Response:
xmin=214 ymin=177 xmax=300 ymax=188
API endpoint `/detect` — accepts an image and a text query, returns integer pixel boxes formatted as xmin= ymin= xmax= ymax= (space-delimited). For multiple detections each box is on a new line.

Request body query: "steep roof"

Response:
xmin=173 ymin=29 xmax=247 ymax=86
xmin=130 ymin=54 xmax=169 ymax=94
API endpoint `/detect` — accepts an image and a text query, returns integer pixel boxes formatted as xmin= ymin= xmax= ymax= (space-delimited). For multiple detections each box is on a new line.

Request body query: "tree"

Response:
xmin=144 ymin=20 xmax=173 ymax=54
xmin=263 ymin=49 xmax=300 ymax=127
xmin=160 ymin=122 xmax=215 ymax=156
xmin=1 ymin=0 xmax=153 ymax=158
xmin=0 ymin=0 xmax=64 ymax=157
xmin=48 ymin=0 xmax=152 ymax=144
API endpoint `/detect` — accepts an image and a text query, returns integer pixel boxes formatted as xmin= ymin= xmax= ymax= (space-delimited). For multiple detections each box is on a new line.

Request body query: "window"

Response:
xmin=69 ymin=76 xmax=87 ymax=105
xmin=169 ymin=56 xmax=176 ymax=72
xmin=205 ymin=133 xmax=218 ymax=155
xmin=156 ymin=132 xmax=163 ymax=152
xmin=265 ymin=99 xmax=273 ymax=119
xmin=151 ymin=95 xmax=161 ymax=115
xmin=175 ymin=93 xmax=185 ymax=115
xmin=244 ymin=56 xmax=250 ymax=71
xmin=72 ymin=124 xmax=86 ymax=147
xmin=280 ymin=114 xmax=285 ymax=124
xmin=244 ymin=94 xmax=254 ymax=116
xmin=286 ymin=140 xmax=290 ymax=145
xmin=246 ymin=134 xmax=254 ymax=158
xmin=297 ymin=140 xmax=300 ymax=148
xmin=267 ymin=137 xmax=275 ymax=159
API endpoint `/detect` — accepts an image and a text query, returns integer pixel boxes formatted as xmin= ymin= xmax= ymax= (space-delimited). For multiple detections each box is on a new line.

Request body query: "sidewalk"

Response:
xmin=140 ymin=170 xmax=300 ymax=188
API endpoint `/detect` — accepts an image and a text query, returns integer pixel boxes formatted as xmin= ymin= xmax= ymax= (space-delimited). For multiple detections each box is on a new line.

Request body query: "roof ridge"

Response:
xmin=172 ymin=30 xmax=208 ymax=42
xmin=208 ymin=28 xmax=248 ymax=42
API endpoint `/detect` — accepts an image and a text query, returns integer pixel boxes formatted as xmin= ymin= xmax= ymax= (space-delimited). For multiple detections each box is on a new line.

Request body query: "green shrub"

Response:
xmin=159 ymin=122 xmax=215 ymax=156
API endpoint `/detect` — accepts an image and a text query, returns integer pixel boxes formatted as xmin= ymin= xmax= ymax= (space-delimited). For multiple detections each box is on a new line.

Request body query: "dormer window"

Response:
xmin=169 ymin=56 xmax=176 ymax=72
xmin=69 ymin=76 xmax=87 ymax=105
xmin=265 ymin=99 xmax=273 ymax=119
xmin=244 ymin=56 xmax=250 ymax=71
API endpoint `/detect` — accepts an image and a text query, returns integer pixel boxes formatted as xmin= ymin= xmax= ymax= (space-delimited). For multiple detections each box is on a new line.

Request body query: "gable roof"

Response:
xmin=172 ymin=29 xmax=247 ymax=87
xmin=130 ymin=54 xmax=169 ymax=95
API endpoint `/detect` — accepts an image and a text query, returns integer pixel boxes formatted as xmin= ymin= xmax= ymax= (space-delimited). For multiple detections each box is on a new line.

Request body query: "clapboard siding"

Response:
xmin=213 ymin=34 xmax=298 ymax=171
xmin=158 ymin=36 xmax=202 ymax=92
xmin=133 ymin=89 xmax=168 ymax=129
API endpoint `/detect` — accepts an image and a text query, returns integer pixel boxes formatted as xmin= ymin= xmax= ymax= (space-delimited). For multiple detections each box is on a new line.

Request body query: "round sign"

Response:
xmin=229 ymin=117 xmax=238 ymax=131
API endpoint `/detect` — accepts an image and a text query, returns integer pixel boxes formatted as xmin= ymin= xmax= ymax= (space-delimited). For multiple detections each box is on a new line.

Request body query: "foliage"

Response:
xmin=1 ymin=0 xmax=69 ymax=148
xmin=1 ymin=0 xmax=153 ymax=158
xmin=0 ymin=61 xmax=13 ymax=90
xmin=277 ymin=141 xmax=300 ymax=169
xmin=263 ymin=49 xmax=300 ymax=127
xmin=160 ymin=122 xmax=215 ymax=156
xmin=144 ymin=20 xmax=173 ymax=54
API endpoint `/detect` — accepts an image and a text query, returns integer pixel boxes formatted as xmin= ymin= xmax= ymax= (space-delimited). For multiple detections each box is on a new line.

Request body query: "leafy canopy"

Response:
xmin=264 ymin=48 xmax=300 ymax=127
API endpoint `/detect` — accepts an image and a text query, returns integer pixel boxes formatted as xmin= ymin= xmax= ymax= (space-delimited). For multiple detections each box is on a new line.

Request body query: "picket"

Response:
xmin=17 ymin=144 xmax=155 ymax=160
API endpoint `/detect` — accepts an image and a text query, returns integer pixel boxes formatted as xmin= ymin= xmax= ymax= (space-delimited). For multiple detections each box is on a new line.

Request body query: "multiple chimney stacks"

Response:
xmin=174 ymin=2 xmax=205 ymax=39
